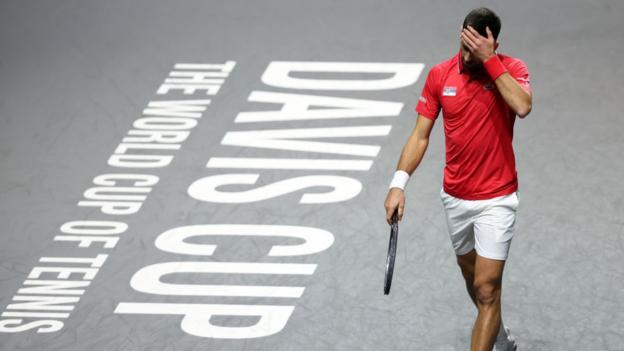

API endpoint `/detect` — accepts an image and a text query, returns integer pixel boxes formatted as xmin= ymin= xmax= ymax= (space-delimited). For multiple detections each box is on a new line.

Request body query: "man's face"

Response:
xmin=459 ymin=35 xmax=481 ymax=73
xmin=459 ymin=25 xmax=499 ymax=73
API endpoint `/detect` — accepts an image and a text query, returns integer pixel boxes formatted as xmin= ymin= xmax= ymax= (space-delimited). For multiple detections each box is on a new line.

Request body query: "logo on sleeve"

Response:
xmin=419 ymin=96 xmax=427 ymax=104
xmin=442 ymin=86 xmax=457 ymax=96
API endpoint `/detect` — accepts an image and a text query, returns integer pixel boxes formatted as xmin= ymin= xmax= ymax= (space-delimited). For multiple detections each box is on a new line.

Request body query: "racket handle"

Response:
xmin=392 ymin=208 xmax=399 ymax=222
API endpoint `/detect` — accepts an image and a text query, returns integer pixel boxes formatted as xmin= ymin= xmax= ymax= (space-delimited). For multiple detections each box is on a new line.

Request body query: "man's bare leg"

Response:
xmin=457 ymin=249 xmax=509 ymax=350
xmin=469 ymin=253 xmax=505 ymax=351
xmin=456 ymin=248 xmax=478 ymax=307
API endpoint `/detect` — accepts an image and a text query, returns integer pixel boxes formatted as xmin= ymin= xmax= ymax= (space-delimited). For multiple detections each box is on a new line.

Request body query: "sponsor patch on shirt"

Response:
xmin=419 ymin=96 xmax=427 ymax=103
xmin=442 ymin=86 xmax=457 ymax=96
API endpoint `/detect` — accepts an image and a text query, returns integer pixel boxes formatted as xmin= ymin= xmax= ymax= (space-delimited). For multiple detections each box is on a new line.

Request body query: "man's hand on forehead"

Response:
xmin=461 ymin=25 xmax=496 ymax=64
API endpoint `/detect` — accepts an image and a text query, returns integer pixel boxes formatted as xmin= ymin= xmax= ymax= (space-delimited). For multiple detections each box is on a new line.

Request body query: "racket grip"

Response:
xmin=392 ymin=208 xmax=399 ymax=222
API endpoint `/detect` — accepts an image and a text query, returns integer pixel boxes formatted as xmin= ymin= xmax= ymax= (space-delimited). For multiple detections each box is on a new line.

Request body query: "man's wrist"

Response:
xmin=388 ymin=170 xmax=410 ymax=190
xmin=483 ymin=55 xmax=508 ymax=81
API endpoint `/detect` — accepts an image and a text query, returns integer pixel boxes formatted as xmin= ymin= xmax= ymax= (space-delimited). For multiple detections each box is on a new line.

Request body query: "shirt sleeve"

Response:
xmin=415 ymin=66 xmax=441 ymax=121
xmin=508 ymin=59 xmax=531 ymax=94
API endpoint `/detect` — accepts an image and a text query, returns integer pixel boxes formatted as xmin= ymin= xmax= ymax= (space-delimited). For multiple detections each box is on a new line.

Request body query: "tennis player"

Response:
xmin=384 ymin=7 xmax=531 ymax=351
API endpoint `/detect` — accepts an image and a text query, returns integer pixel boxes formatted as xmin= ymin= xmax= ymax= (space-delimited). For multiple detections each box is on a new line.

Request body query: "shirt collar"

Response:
xmin=457 ymin=50 xmax=465 ymax=74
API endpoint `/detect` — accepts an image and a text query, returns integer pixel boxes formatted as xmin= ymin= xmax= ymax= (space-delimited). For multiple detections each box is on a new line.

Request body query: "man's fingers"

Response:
xmin=386 ymin=205 xmax=403 ymax=224
xmin=386 ymin=207 xmax=395 ymax=225
xmin=463 ymin=26 xmax=478 ymax=41
xmin=461 ymin=33 xmax=476 ymax=51
xmin=462 ymin=28 xmax=481 ymax=47
xmin=460 ymin=38 xmax=473 ymax=53
xmin=486 ymin=26 xmax=493 ymax=39
xmin=465 ymin=27 xmax=488 ymax=49
xmin=461 ymin=29 xmax=476 ymax=44
xmin=466 ymin=25 xmax=482 ymax=39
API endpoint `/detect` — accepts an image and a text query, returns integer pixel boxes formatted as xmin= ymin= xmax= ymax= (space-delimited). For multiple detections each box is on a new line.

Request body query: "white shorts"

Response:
xmin=440 ymin=188 xmax=519 ymax=260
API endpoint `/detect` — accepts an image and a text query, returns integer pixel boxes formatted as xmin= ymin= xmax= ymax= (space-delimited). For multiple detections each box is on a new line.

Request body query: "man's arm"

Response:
xmin=394 ymin=114 xmax=435 ymax=179
xmin=385 ymin=114 xmax=434 ymax=224
xmin=461 ymin=25 xmax=533 ymax=118
xmin=489 ymin=69 xmax=532 ymax=118
xmin=385 ymin=64 xmax=439 ymax=224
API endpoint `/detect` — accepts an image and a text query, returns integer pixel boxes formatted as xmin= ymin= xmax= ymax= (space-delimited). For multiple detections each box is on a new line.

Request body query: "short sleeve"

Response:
xmin=508 ymin=59 xmax=531 ymax=94
xmin=415 ymin=66 xmax=441 ymax=121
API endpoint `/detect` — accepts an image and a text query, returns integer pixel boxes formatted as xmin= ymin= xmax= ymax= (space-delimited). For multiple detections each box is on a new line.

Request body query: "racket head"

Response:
xmin=384 ymin=209 xmax=399 ymax=295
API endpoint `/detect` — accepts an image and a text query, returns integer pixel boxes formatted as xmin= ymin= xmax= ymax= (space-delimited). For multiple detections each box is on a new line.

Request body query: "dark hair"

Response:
xmin=462 ymin=7 xmax=501 ymax=40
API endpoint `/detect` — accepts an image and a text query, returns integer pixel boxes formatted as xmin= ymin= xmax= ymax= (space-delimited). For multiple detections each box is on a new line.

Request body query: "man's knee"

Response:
xmin=473 ymin=278 xmax=501 ymax=306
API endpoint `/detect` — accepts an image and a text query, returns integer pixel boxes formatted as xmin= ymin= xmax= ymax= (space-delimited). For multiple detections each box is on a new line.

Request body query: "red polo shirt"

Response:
xmin=416 ymin=50 xmax=531 ymax=200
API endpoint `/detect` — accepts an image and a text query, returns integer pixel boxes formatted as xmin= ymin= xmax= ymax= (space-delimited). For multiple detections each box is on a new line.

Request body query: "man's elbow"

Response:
xmin=516 ymin=101 xmax=532 ymax=118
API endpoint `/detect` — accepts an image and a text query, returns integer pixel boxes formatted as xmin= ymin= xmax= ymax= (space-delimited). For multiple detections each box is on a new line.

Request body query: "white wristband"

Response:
xmin=388 ymin=170 xmax=410 ymax=190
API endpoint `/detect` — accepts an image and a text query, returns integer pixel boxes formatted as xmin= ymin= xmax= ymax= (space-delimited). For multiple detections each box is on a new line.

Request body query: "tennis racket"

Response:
xmin=384 ymin=208 xmax=399 ymax=295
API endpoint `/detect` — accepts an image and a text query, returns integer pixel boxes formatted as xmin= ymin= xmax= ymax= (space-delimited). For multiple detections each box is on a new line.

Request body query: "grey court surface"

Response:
xmin=1 ymin=1 xmax=623 ymax=350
